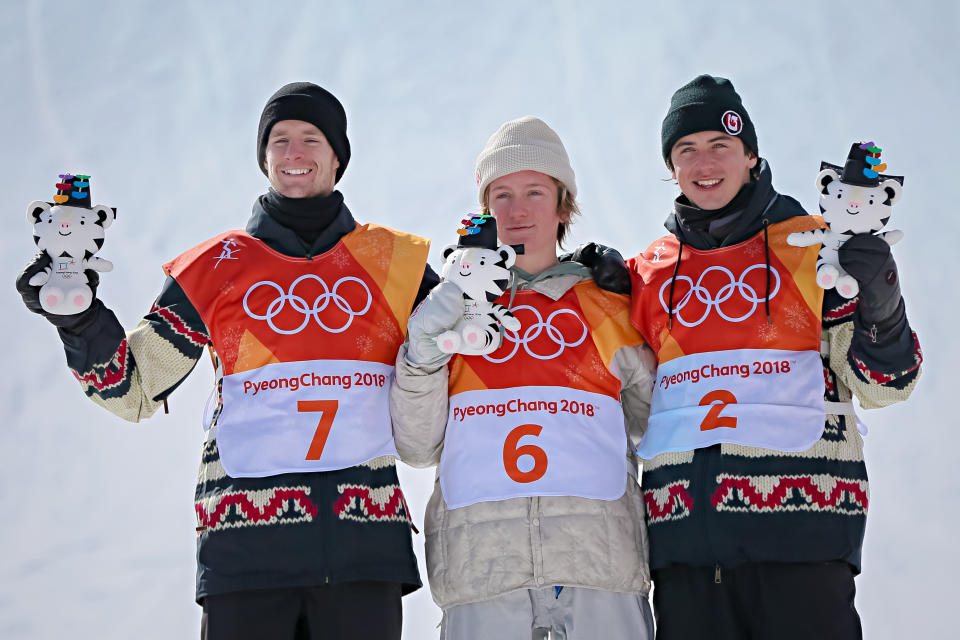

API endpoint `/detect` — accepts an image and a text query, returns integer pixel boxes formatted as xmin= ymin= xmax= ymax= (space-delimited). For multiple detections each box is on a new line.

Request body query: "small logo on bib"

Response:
xmin=652 ymin=243 xmax=668 ymax=263
xmin=214 ymin=238 xmax=240 ymax=268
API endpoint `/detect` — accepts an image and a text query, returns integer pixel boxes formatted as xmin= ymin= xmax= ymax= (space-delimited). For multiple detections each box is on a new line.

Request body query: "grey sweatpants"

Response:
xmin=440 ymin=586 xmax=654 ymax=640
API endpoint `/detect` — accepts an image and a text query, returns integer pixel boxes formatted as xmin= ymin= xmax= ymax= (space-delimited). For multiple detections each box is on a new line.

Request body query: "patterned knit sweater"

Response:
xmin=628 ymin=163 xmax=922 ymax=572
xmin=56 ymin=197 xmax=438 ymax=601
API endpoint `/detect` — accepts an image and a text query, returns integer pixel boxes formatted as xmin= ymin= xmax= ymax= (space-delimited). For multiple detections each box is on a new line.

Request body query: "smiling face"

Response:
xmin=263 ymin=120 xmax=340 ymax=198
xmin=440 ymin=245 xmax=515 ymax=302
xmin=486 ymin=170 xmax=564 ymax=272
xmin=30 ymin=202 xmax=113 ymax=259
xmin=817 ymin=169 xmax=902 ymax=235
xmin=669 ymin=131 xmax=757 ymax=210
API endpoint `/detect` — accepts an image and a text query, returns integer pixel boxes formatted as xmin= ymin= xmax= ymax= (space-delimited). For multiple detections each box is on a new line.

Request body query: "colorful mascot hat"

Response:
xmin=455 ymin=212 xmax=524 ymax=254
xmin=456 ymin=212 xmax=498 ymax=249
xmin=49 ymin=173 xmax=96 ymax=208
xmin=822 ymin=142 xmax=903 ymax=188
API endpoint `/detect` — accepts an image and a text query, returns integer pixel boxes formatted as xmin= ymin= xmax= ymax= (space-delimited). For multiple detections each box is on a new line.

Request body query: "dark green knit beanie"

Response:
xmin=661 ymin=74 xmax=758 ymax=165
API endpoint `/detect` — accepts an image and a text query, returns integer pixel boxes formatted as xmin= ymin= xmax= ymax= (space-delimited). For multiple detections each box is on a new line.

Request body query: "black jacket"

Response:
xmin=636 ymin=160 xmax=921 ymax=572
xmin=56 ymin=194 xmax=438 ymax=601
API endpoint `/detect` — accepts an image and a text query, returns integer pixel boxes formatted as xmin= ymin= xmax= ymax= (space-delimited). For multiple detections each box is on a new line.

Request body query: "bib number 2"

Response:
xmin=299 ymin=400 xmax=339 ymax=460
xmin=503 ymin=424 xmax=548 ymax=483
xmin=699 ymin=390 xmax=737 ymax=431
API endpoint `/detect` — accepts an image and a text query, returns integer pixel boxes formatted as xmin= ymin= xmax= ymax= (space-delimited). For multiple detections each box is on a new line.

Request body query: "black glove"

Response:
xmin=838 ymin=234 xmax=902 ymax=326
xmin=16 ymin=251 xmax=101 ymax=331
xmin=560 ymin=242 xmax=631 ymax=295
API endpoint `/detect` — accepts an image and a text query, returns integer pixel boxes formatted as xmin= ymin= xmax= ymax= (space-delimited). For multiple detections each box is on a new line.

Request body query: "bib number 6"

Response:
xmin=503 ymin=424 xmax=548 ymax=483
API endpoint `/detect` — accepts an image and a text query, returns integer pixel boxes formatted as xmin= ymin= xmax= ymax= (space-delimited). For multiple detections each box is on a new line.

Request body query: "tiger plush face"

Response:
xmin=28 ymin=201 xmax=115 ymax=259
xmin=440 ymin=244 xmax=516 ymax=303
xmin=817 ymin=167 xmax=902 ymax=235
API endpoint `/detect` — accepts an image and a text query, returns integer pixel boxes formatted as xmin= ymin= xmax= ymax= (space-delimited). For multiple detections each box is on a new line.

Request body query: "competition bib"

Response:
xmin=638 ymin=348 xmax=825 ymax=458
xmin=629 ymin=218 xmax=828 ymax=458
xmin=215 ymin=359 xmax=396 ymax=477
xmin=439 ymin=386 xmax=627 ymax=509
xmin=166 ymin=225 xmax=431 ymax=478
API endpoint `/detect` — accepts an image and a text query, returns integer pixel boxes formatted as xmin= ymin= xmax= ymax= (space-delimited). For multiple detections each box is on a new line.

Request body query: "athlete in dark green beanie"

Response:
xmin=624 ymin=74 xmax=922 ymax=640
xmin=661 ymin=74 xmax=757 ymax=166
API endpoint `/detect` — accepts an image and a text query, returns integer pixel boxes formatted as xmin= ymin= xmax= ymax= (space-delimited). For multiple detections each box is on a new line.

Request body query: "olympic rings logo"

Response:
xmin=658 ymin=265 xmax=781 ymax=327
xmin=483 ymin=305 xmax=588 ymax=362
xmin=243 ymin=275 xmax=372 ymax=335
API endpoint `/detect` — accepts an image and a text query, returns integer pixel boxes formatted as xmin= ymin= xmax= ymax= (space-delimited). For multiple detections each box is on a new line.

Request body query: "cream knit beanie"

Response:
xmin=475 ymin=116 xmax=577 ymax=204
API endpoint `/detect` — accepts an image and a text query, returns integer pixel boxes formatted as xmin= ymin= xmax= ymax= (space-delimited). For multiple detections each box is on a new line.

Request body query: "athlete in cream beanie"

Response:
xmin=475 ymin=116 xmax=577 ymax=204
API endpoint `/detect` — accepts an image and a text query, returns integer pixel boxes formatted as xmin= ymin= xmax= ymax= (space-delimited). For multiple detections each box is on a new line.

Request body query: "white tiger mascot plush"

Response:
xmin=27 ymin=174 xmax=115 ymax=315
xmin=436 ymin=214 xmax=522 ymax=356
xmin=787 ymin=142 xmax=903 ymax=299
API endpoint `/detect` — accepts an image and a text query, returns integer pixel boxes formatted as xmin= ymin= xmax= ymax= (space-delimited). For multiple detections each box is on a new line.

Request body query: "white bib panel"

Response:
xmin=637 ymin=349 xmax=825 ymax=458
xmin=439 ymin=386 xmax=627 ymax=509
xmin=216 ymin=359 xmax=397 ymax=477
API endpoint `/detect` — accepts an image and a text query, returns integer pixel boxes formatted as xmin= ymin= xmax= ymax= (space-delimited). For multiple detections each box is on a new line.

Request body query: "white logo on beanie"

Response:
xmin=721 ymin=111 xmax=743 ymax=136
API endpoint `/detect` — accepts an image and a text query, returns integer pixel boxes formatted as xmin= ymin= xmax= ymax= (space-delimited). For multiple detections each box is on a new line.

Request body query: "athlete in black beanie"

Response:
xmin=660 ymin=74 xmax=757 ymax=167
xmin=257 ymin=82 xmax=351 ymax=182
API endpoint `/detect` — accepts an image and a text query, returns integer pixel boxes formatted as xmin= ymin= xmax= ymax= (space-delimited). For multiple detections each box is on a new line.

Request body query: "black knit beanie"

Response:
xmin=661 ymin=75 xmax=758 ymax=165
xmin=257 ymin=82 xmax=351 ymax=182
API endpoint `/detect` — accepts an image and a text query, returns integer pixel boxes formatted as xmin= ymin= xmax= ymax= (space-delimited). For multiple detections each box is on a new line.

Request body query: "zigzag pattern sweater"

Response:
xmin=629 ymin=163 xmax=921 ymax=572
xmin=56 ymin=198 xmax=437 ymax=601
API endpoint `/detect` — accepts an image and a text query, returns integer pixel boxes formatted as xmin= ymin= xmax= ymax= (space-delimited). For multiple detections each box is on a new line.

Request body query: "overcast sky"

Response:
xmin=2 ymin=1 xmax=955 ymax=638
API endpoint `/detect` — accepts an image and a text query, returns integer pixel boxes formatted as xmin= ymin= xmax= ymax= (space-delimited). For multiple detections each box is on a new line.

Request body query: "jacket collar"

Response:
xmin=245 ymin=193 xmax=358 ymax=258
xmin=509 ymin=261 xmax=591 ymax=302
xmin=523 ymin=273 xmax=585 ymax=300
xmin=665 ymin=158 xmax=805 ymax=250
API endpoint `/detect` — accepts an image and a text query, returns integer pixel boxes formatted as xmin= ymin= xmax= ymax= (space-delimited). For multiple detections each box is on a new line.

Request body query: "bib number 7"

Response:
xmin=298 ymin=400 xmax=339 ymax=460
xmin=503 ymin=423 xmax=548 ymax=483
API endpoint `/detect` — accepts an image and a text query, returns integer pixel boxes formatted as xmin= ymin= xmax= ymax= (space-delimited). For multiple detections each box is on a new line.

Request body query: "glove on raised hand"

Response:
xmin=560 ymin=242 xmax=631 ymax=295
xmin=838 ymin=233 xmax=903 ymax=326
xmin=16 ymin=251 xmax=101 ymax=332
xmin=405 ymin=280 xmax=467 ymax=369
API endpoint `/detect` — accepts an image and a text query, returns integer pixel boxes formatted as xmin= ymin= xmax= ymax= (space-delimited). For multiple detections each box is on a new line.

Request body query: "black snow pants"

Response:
xmin=200 ymin=580 xmax=402 ymax=640
xmin=652 ymin=561 xmax=862 ymax=640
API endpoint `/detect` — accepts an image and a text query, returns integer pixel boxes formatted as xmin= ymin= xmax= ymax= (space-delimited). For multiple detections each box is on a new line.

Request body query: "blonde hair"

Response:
xmin=481 ymin=177 xmax=581 ymax=249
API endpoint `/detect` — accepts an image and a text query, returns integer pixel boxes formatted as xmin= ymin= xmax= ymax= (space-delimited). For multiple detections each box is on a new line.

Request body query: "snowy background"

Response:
xmin=2 ymin=1 xmax=955 ymax=638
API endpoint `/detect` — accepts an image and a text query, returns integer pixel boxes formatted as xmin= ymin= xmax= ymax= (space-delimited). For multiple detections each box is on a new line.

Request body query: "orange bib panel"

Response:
xmin=164 ymin=224 xmax=429 ymax=476
xmin=440 ymin=282 xmax=644 ymax=508
xmin=629 ymin=216 xmax=828 ymax=457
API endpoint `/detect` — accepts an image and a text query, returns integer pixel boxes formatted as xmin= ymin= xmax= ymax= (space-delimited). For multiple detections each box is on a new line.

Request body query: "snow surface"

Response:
xmin=2 ymin=1 xmax=956 ymax=638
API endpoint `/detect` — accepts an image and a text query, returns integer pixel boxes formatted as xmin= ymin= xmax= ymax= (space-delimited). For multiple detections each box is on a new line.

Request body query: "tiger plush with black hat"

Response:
xmin=787 ymin=142 xmax=904 ymax=298
xmin=26 ymin=174 xmax=116 ymax=315
xmin=435 ymin=213 xmax=522 ymax=355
